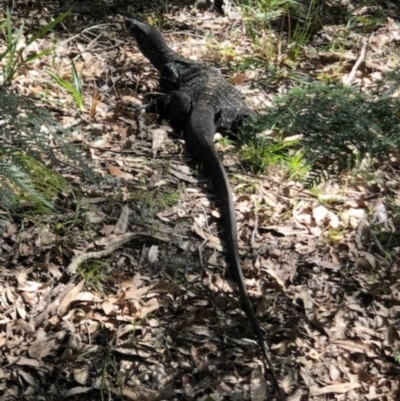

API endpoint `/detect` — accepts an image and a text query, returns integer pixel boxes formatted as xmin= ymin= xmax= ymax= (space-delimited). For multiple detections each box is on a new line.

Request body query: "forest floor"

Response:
xmin=0 ymin=1 xmax=399 ymax=400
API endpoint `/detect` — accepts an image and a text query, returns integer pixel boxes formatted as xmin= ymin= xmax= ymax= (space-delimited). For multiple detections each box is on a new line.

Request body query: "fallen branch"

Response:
xmin=66 ymin=232 xmax=169 ymax=274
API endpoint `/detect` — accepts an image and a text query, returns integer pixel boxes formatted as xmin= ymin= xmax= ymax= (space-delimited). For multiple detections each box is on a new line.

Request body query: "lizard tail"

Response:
xmin=185 ymin=101 xmax=283 ymax=400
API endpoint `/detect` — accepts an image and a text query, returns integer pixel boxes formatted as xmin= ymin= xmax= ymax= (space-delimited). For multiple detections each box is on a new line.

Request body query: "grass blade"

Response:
xmin=27 ymin=10 xmax=71 ymax=46
xmin=48 ymin=70 xmax=76 ymax=93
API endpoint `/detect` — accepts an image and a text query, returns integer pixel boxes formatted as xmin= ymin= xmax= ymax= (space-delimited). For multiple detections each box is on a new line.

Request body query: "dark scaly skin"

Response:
xmin=126 ymin=20 xmax=283 ymax=399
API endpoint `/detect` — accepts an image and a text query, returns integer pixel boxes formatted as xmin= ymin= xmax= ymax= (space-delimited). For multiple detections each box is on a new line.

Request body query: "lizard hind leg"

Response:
xmin=218 ymin=106 xmax=256 ymax=132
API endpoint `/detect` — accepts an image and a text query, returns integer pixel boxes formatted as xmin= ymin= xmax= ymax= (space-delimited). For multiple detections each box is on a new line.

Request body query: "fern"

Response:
xmin=0 ymin=89 xmax=91 ymax=172
xmin=0 ymin=155 xmax=53 ymax=207
xmin=254 ymin=68 xmax=400 ymax=184
xmin=0 ymin=87 xmax=94 ymax=223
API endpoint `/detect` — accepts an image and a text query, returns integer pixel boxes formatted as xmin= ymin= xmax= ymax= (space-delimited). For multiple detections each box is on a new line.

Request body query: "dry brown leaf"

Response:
xmin=19 ymin=243 xmax=31 ymax=256
xmin=101 ymin=224 xmax=115 ymax=236
xmin=114 ymin=204 xmax=130 ymax=234
xmin=102 ymin=301 xmax=115 ymax=316
xmin=329 ymin=364 xmax=341 ymax=381
xmin=119 ymin=284 xmax=154 ymax=300
xmin=64 ymin=333 xmax=83 ymax=354
xmin=148 ymin=245 xmax=159 ymax=263
xmin=182 ymin=375 xmax=195 ymax=399
xmin=263 ymin=225 xmax=305 ymax=236
xmin=151 ymin=127 xmax=167 ymax=154
xmin=191 ymin=346 xmax=206 ymax=370
xmin=263 ymin=260 xmax=285 ymax=288
xmin=85 ymin=210 xmax=106 ymax=223
xmin=75 ymin=291 xmax=101 ymax=302
xmin=327 ymin=211 xmax=340 ymax=228
xmin=373 ymin=201 xmax=388 ymax=226
xmin=16 ymin=306 xmax=27 ymax=320
xmin=17 ymin=369 xmax=37 ymax=387
xmin=170 ymin=167 xmax=197 ymax=183
xmin=95 ymin=232 xmax=137 ymax=247
xmin=37 ymin=228 xmax=54 ymax=246
xmin=58 ymin=280 xmax=85 ymax=316
xmin=333 ymin=339 xmax=376 ymax=357
xmin=327 ymin=309 xmax=346 ymax=339
xmin=385 ymin=325 xmax=396 ymax=346
xmin=188 ymin=325 xmax=215 ymax=338
xmin=285 ymin=389 xmax=305 ymax=401
xmin=90 ymin=90 xmax=100 ymax=119
xmin=113 ymin=346 xmax=151 ymax=358
xmin=139 ymin=297 xmax=160 ymax=318
xmin=299 ymin=367 xmax=317 ymax=387
xmin=5 ymin=221 xmax=18 ymax=237
xmin=279 ymin=367 xmax=298 ymax=393
xmin=296 ymin=286 xmax=313 ymax=318
xmin=80 ymin=197 xmax=108 ymax=205
xmin=7 ymin=355 xmax=40 ymax=368
xmin=18 ymin=319 xmax=34 ymax=334
xmin=73 ymin=366 xmax=89 ymax=385
xmin=28 ymin=333 xmax=56 ymax=360
xmin=16 ymin=270 xmax=42 ymax=292
xmin=318 ymin=194 xmax=347 ymax=204
xmin=63 ymin=386 xmax=93 ymax=398
xmin=116 ymin=324 xmax=139 ymax=338
xmin=118 ymin=383 xmax=174 ymax=401
xmin=341 ymin=208 xmax=367 ymax=228
xmin=310 ymin=381 xmax=361 ymax=396
xmin=250 ymin=368 xmax=267 ymax=401
xmin=313 ymin=205 xmax=329 ymax=226
xmin=311 ymin=259 xmax=342 ymax=271
xmin=230 ymin=73 xmax=246 ymax=85
xmin=109 ymin=165 xmax=123 ymax=177
xmin=191 ymin=220 xmax=222 ymax=251
xmin=47 ymin=263 xmax=62 ymax=278
xmin=154 ymin=280 xmax=182 ymax=296
xmin=85 ymin=320 xmax=101 ymax=335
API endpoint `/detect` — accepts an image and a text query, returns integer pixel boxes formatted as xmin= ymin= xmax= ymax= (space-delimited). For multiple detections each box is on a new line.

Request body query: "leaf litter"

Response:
xmin=0 ymin=1 xmax=399 ymax=400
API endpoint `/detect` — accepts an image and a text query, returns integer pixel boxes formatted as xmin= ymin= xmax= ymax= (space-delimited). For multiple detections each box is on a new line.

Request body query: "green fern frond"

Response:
xmin=0 ymin=157 xmax=53 ymax=209
xmin=0 ymin=87 xmax=94 ymax=179
xmin=254 ymin=68 xmax=400 ymax=184
xmin=0 ymin=87 xmax=94 ymax=231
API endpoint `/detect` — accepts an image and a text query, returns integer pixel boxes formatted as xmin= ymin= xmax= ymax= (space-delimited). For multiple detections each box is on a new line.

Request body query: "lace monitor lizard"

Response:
xmin=126 ymin=20 xmax=282 ymax=398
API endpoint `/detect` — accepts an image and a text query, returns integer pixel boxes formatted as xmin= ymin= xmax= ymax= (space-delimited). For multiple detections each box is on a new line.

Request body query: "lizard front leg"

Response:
xmin=151 ymin=90 xmax=192 ymax=131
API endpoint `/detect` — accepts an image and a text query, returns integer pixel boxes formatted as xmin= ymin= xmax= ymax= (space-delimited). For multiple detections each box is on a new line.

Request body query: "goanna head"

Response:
xmin=125 ymin=19 xmax=182 ymax=72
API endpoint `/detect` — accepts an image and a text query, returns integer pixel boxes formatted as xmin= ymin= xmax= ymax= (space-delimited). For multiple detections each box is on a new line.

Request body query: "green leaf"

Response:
xmin=71 ymin=60 xmax=82 ymax=95
xmin=24 ymin=48 xmax=53 ymax=64
xmin=47 ymin=70 xmax=76 ymax=93
xmin=71 ymin=60 xmax=84 ymax=110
